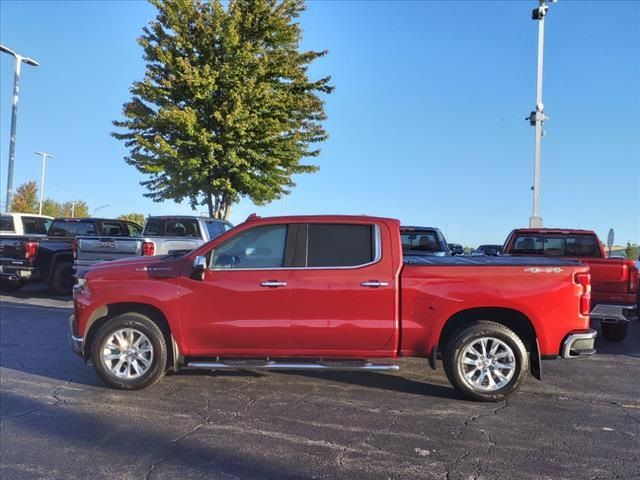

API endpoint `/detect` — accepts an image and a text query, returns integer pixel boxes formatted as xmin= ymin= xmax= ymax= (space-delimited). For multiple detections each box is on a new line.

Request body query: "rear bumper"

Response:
xmin=562 ymin=329 xmax=597 ymax=359
xmin=590 ymin=304 xmax=634 ymax=324
xmin=0 ymin=264 xmax=38 ymax=282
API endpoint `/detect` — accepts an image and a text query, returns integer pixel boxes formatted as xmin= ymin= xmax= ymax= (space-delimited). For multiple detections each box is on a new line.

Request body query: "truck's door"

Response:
xmin=178 ymin=223 xmax=295 ymax=355
xmin=290 ymin=222 xmax=398 ymax=355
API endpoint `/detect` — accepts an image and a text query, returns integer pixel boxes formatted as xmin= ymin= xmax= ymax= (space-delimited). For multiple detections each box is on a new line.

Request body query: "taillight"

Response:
xmin=24 ymin=241 xmax=39 ymax=260
xmin=629 ymin=265 xmax=638 ymax=294
xmin=71 ymin=239 xmax=78 ymax=259
xmin=142 ymin=241 xmax=156 ymax=256
xmin=575 ymin=272 xmax=591 ymax=316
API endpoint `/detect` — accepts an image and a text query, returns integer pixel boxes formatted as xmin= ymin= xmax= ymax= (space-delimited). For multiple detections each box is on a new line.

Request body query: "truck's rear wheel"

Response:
xmin=443 ymin=321 xmax=528 ymax=402
xmin=91 ymin=313 xmax=167 ymax=390
xmin=600 ymin=321 xmax=628 ymax=342
xmin=48 ymin=260 xmax=74 ymax=296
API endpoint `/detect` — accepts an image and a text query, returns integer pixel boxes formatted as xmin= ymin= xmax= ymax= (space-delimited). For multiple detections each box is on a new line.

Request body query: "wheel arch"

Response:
xmin=83 ymin=302 xmax=177 ymax=369
xmin=436 ymin=307 xmax=541 ymax=380
xmin=46 ymin=252 xmax=74 ymax=282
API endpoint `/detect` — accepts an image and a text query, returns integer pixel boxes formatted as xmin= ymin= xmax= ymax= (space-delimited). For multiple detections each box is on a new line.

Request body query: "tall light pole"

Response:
xmin=526 ymin=0 xmax=555 ymax=228
xmin=34 ymin=151 xmax=54 ymax=215
xmin=93 ymin=204 xmax=110 ymax=216
xmin=0 ymin=45 xmax=39 ymax=212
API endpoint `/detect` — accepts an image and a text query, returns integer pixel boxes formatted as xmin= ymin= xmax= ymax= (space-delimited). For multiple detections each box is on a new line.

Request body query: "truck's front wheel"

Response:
xmin=91 ymin=313 xmax=167 ymax=390
xmin=443 ymin=321 xmax=528 ymax=402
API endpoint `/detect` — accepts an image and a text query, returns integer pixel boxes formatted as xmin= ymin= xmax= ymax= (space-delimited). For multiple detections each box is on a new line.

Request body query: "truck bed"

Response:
xmin=403 ymin=255 xmax=580 ymax=267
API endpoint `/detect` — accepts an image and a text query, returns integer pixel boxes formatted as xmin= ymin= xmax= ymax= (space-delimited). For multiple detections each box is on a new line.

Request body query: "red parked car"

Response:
xmin=502 ymin=228 xmax=639 ymax=341
xmin=70 ymin=215 xmax=595 ymax=401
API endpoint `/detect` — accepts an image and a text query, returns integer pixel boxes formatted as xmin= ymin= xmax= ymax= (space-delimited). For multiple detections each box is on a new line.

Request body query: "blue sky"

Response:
xmin=1 ymin=0 xmax=638 ymax=246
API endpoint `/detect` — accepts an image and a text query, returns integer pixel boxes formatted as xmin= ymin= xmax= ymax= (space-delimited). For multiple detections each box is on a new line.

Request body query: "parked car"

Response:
xmin=74 ymin=215 xmax=233 ymax=271
xmin=400 ymin=226 xmax=450 ymax=256
xmin=0 ymin=212 xmax=52 ymax=237
xmin=472 ymin=244 xmax=503 ymax=256
xmin=141 ymin=216 xmax=233 ymax=256
xmin=502 ymin=228 xmax=639 ymax=341
xmin=0 ymin=217 xmax=141 ymax=295
xmin=448 ymin=243 xmax=464 ymax=256
xmin=70 ymin=214 xmax=595 ymax=402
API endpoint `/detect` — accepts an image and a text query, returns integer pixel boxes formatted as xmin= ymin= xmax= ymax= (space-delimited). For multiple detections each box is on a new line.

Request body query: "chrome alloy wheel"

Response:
xmin=460 ymin=337 xmax=516 ymax=391
xmin=102 ymin=328 xmax=154 ymax=380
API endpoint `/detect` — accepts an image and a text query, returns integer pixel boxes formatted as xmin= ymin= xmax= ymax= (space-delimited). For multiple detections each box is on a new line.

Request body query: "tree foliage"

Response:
xmin=10 ymin=181 xmax=38 ymax=213
xmin=118 ymin=213 xmax=146 ymax=226
xmin=42 ymin=200 xmax=90 ymax=218
xmin=625 ymin=242 xmax=639 ymax=261
xmin=113 ymin=0 xmax=333 ymax=219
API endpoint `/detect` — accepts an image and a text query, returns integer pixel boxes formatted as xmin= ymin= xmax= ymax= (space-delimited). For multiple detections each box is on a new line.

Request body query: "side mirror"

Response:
xmin=192 ymin=255 xmax=207 ymax=280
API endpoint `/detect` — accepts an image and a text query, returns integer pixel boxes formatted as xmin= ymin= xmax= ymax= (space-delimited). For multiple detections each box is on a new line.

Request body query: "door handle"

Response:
xmin=260 ymin=281 xmax=287 ymax=288
xmin=360 ymin=280 xmax=389 ymax=288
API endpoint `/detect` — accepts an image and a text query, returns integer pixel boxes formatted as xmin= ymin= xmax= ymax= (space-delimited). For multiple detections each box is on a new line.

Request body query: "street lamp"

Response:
xmin=0 ymin=45 xmax=39 ymax=212
xmin=34 ymin=151 xmax=54 ymax=215
xmin=93 ymin=204 xmax=110 ymax=216
xmin=526 ymin=0 xmax=556 ymax=228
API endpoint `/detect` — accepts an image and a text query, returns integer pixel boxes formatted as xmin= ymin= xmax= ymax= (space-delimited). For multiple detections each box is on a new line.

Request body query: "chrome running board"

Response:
xmin=186 ymin=360 xmax=399 ymax=372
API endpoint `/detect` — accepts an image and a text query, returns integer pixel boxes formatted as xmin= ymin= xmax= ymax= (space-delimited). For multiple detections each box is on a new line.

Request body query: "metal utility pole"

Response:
xmin=0 ymin=45 xmax=39 ymax=212
xmin=93 ymin=204 xmax=110 ymax=216
xmin=527 ymin=0 xmax=555 ymax=228
xmin=34 ymin=151 xmax=54 ymax=215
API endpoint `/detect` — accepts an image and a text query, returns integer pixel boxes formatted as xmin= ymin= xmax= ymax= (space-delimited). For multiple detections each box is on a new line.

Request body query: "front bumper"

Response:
xmin=68 ymin=314 xmax=84 ymax=357
xmin=562 ymin=329 xmax=597 ymax=359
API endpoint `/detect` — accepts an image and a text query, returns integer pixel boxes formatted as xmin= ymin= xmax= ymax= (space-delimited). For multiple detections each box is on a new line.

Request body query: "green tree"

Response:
xmin=118 ymin=213 xmax=146 ymax=226
xmin=113 ymin=0 xmax=333 ymax=219
xmin=42 ymin=200 xmax=90 ymax=218
xmin=63 ymin=201 xmax=90 ymax=218
xmin=10 ymin=181 xmax=39 ymax=213
xmin=625 ymin=242 xmax=639 ymax=261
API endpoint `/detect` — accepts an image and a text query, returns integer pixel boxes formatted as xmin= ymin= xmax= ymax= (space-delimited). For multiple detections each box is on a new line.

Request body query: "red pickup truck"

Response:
xmin=70 ymin=215 xmax=596 ymax=402
xmin=503 ymin=228 xmax=639 ymax=342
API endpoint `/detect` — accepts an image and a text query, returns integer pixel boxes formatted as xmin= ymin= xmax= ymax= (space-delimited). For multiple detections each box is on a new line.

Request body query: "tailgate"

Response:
xmin=0 ymin=238 xmax=27 ymax=261
xmin=584 ymin=259 xmax=631 ymax=294
xmin=76 ymin=237 xmax=143 ymax=263
xmin=153 ymin=238 xmax=201 ymax=255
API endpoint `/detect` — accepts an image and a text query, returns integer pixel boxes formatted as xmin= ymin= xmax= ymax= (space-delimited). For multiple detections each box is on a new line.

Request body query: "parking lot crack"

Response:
xmin=144 ymin=419 xmax=208 ymax=480
xmin=610 ymin=401 xmax=640 ymax=427
xmin=1 ymin=378 xmax=73 ymax=420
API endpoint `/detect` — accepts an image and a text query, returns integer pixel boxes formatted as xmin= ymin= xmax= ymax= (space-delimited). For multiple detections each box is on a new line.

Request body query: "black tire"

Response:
xmin=48 ymin=260 xmax=74 ymax=296
xmin=601 ymin=321 xmax=628 ymax=342
xmin=0 ymin=280 xmax=24 ymax=293
xmin=443 ymin=321 xmax=529 ymax=402
xmin=91 ymin=313 xmax=168 ymax=390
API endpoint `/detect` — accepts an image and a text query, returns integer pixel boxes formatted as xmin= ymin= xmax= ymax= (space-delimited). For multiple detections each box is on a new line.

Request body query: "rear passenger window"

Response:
xmin=1 ymin=215 xmax=15 ymax=232
xmin=307 ymin=224 xmax=375 ymax=267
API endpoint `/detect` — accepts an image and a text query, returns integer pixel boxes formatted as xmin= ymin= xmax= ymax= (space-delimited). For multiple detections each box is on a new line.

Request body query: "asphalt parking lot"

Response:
xmin=1 ymin=285 xmax=639 ymax=480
